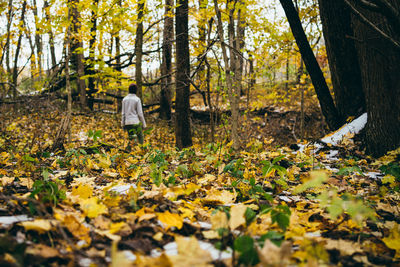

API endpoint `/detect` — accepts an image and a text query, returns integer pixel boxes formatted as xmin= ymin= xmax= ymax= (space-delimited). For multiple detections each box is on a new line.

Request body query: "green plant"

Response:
xmin=380 ymin=162 xmax=400 ymax=181
xmin=261 ymin=155 xmax=287 ymax=178
xmin=224 ymin=159 xmax=245 ymax=179
xmin=29 ymin=179 xmax=65 ymax=207
xmin=88 ymin=129 xmax=102 ymax=142
xmin=336 ymin=165 xmax=363 ymax=176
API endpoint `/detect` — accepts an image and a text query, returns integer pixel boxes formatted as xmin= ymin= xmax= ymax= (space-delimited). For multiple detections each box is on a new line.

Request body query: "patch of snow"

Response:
xmin=0 ymin=215 xmax=31 ymax=226
xmin=78 ymin=258 xmax=93 ymax=267
xmin=123 ymin=250 xmax=137 ymax=262
xmin=305 ymin=231 xmax=321 ymax=238
xmin=325 ymin=150 xmax=339 ymax=161
xmin=108 ymin=184 xmax=137 ymax=195
xmin=365 ymin=171 xmax=383 ymax=180
xmin=321 ymin=113 xmax=367 ymax=146
xmin=151 ymin=240 xmax=232 ymax=260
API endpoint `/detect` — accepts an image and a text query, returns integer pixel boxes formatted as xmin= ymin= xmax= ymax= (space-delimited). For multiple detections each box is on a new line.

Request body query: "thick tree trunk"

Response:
xmin=43 ymin=1 xmax=57 ymax=69
xmin=279 ymin=0 xmax=342 ymax=130
xmin=215 ymin=0 xmax=240 ymax=150
xmin=175 ymin=0 xmax=192 ymax=149
xmin=32 ymin=0 xmax=42 ymax=79
xmin=350 ymin=0 xmax=400 ymax=156
xmin=87 ymin=0 xmax=99 ymax=111
xmin=12 ymin=0 xmax=27 ymax=99
xmin=159 ymin=0 xmax=173 ymax=120
xmin=135 ymin=0 xmax=144 ymax=99
xmin=70 ymin=0 xmax=86 ymax=109
xmin=318 ymin=0 xmax=365 ymax=119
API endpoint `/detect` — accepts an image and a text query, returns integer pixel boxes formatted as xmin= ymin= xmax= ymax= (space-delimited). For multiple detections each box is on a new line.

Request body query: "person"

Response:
xmin=121 ymin=83 xmax=146 ymax=149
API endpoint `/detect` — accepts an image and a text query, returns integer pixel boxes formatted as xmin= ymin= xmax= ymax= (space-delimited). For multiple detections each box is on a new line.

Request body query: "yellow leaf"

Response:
xmin=211 ymin=210 xmax=228 ymax=230
xmin=109 ymin=222 xmax=128 ymax=234
xmin=382 ymin=175 xmax=396 ymax=185
xmin=168 ymin=236 xmax=213 ymax=267
xmin=25 ymin=244 xmax=59 ymax=258
xmin=20 ymin=219 xmax=55 ymax=233
xmin=157 ymin=211 xmax=183 ymax=230
xmin=201 ymin=189 xmax=236 ymax=205
xmin=202 ymin=230 xmax=220 ymax=239
xmin=229 ymin=204 xmax=247 ymax=230
xmin=136 ymin=254 xmax=172 ymax=267
xmin=178 ymin=206 xmax=195 ymax=220
xmin=1 ymin=176 xmax=14 ymax=186
xmin=71 ymin=183 xmax=93 ymax=199
xmin=110 ymin=241 xmax=134 ymax=267
xmin=80 ymin=197 xmax=107 ymax=218
xmin=63 ymin=215 xmax=91 ymax=245
xmin=383 ymin=223 xmax=400 ymax=258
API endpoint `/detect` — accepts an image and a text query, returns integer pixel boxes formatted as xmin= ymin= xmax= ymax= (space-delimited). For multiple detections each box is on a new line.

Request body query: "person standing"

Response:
xmin=121 ymin=83 xmax=147 ymax=149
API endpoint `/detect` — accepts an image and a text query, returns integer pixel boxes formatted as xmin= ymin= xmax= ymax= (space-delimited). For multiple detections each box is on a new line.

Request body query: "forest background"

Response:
xmin=0 ymin=0 xmax=400 ymax=266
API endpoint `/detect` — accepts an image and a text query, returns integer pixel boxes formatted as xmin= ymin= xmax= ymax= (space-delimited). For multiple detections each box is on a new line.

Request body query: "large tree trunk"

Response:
xmin=350 ymin=0 xmax=400 ymax=156
xmin=70 ymin=0 xmax=86 ymax=109
xmin=12 ymin=0 xmax=27 ymax=99
xmin=44 ymin=0 xmax=57 ymax=70
xmin=175 ymin=0 xmax=192 ymax=149
xmin=32 ymin=0 xmax=42 ymax=79
xmin=279 ymin=0 xmax=342 ymax=130
xmin=135 ymin=0 xmax=145 ymax=99
xmin=87 ymin=0 xmax=99 ymax=111
xmin=159 ymin=0 xmax=173 ymax=120
xmin=318 ymin=0 xmax=365 ymax=119
xmin=214 ymin=0 xmax=240 ymax=150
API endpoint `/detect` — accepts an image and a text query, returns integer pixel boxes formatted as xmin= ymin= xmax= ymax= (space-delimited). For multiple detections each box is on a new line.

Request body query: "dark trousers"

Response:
xmin=124 ymin=123 xmax=143 ymax=145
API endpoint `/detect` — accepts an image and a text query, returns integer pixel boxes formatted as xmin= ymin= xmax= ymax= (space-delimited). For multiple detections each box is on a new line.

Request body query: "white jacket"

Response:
xmin=121 ymin=94 xmax=147 ymax=127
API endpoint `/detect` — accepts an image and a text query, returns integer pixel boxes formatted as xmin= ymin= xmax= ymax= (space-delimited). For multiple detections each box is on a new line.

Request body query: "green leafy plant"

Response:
xmin=261 ymin=155 xmax=287 ymax=178
xmin=224 ymin=159 xmax=245 ymax=179
xmin=29 ymin=179 xmax=65 ymax=207
xmin=380 ymin=162 xmax=400 ymax=181
xmin=87 ymin=129 xmax=102 ymax=142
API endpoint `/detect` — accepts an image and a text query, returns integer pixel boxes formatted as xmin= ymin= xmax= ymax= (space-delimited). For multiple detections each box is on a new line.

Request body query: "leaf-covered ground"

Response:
xmin=1 ymin=103 xmax=400 ymax=266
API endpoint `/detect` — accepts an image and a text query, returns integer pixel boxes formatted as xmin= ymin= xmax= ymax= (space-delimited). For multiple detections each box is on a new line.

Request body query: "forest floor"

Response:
xmin=0 ymin=94 xmax=400 ymax=266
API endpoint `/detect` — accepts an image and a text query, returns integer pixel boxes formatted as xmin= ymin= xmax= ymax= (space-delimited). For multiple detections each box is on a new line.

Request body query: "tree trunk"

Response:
xmin=87 ymin=0 xmax=99 ymax=111
xmin=12 ymin=0 xmax=27 ymax=100
xmin=32 ymin=0 xmax=42 ymax=79
xmin=279 ymin=0 xmax=342 ymax=130
xmin=350 ymin=0 xmax=400 ymax=156
xmin=70 ymin=0 xmax=86 ymax=109
xmin=215 ymin=0 xmax=240 ymax=150
xmin=159 ymin=0 xmax=173 ymax=120
xmin=175 ymin=0 xmax=192 ymax=149
xmin=43 ymin=0 xmax=57 ymax=70
xmin=135 ymin=0 xmax=145 ymax=99
xmin=318 ymin=0 xmax=365 ymax=119
xmin=236 ymin=2 xmax=245 ymax=96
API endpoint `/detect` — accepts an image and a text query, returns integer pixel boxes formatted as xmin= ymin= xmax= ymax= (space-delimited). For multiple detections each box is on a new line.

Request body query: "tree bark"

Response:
xmin=12 ymin=0 xmax=27 ymax=99
xmin=43 ymin=0 xmax=57 ymax=69
xmin=70 ymin=0 xmax=86 ymax=109
xmin=214 ymin=0 xmax=240 ymax=150
xmin=32 ymin=0 xmax=42 ymax=79
xmin=318 ymin=0 xmax=365 ymax=119
xmin=87 ymin=0 xmax=99 ymax=111
xmin=279 ymin=0 xmax=342 ymax=130
xmin=135 ymin=0 xmax=145 ymax=99
xmin=159 ymin=0 xmax=173 ymax=120
xmin=175 ymin=0 xmax=192 ymax=149
xmin=351 ymin=0 xmax=400 ymax=156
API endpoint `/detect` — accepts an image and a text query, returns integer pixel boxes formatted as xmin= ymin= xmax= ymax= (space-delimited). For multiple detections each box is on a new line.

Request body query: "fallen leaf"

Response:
xmin=79 ymin=197 xmax=108 ymax=218
xmin=229 ymin=204 xmax=247 ymax=230
xmin=168 ymin=236 xmax=213 ymax=267
xmin=20 ymin=219 xmax=56 ymax=233
xmin=157 ymin=211 xmax=183 ymax=230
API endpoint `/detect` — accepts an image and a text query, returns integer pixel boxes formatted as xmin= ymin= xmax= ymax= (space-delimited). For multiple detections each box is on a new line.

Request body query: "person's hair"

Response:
xmin=129 ymin=83 xmax=137 ymax=94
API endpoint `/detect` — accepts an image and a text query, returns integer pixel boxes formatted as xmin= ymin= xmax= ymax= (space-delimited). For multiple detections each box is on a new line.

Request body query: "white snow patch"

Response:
xmin=0 ymin=215 xmax=31 ymax=226
xmin=365 ymin=171 xmax=383 ymax=180
xmin=108 ymin=184 xmax=137 ymax=195
xmin=321 ymin=113 xmax=367 ymax=146
xmin=151 ymin=240 xmax=232 ymax=260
